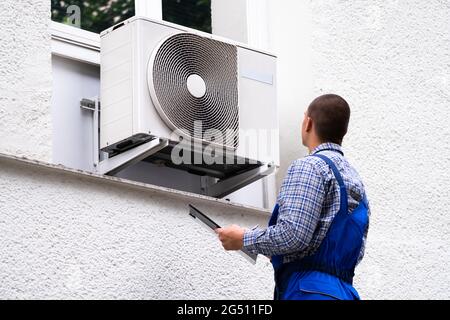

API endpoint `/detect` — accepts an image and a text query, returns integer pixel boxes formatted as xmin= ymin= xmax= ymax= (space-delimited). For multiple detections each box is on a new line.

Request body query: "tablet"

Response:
xmin=188 ymin=204 xmax=258 ymax=265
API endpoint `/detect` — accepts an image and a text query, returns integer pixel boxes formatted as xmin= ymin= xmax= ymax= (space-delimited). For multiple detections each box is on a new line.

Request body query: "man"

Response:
xmin=216 ymin=94 xmax=370 ymax=300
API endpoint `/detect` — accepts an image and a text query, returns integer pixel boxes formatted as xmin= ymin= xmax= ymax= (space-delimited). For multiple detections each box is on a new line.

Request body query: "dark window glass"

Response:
xmin=51 ymin=0 xmax=135 ymax=33
xmin=162 ymin=0 xmax=211 ymax=33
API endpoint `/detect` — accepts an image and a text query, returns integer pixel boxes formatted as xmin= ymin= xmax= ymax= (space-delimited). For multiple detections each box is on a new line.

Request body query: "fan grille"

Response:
xmin=149 ymin=33 xmax=239 ymax=149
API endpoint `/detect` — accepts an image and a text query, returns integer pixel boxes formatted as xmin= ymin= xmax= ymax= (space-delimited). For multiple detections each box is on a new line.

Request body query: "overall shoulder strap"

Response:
xmin=312 ymin=154 xmax=348 ymax=214
xmin=268 ymin=203 xmax=280 ymax=226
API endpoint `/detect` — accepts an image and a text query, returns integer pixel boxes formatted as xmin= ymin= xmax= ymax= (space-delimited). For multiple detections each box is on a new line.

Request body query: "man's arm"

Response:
xmin=242 ymin=159 xmax=326 ymax=256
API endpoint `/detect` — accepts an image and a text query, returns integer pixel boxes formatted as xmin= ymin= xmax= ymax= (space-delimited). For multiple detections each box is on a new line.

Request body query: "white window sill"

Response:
xmin=50 ymin=1 xmax=163 ymax=65
xmin=50 ymin=21 xmax=100 ymax=65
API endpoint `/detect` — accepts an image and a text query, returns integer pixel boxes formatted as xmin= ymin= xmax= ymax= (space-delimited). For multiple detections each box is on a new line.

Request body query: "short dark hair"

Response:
xmin=307 ymin=94 xmax=350 ymax=145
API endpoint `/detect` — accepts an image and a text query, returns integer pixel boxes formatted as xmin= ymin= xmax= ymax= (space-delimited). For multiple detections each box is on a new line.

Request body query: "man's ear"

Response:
xmin=305 ymin=117 xmax=313 ymax=133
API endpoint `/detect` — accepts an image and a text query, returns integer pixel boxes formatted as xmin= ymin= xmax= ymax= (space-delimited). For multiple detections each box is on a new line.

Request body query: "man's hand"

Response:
xmin=215 ymin=225 xmax=246 ymax=251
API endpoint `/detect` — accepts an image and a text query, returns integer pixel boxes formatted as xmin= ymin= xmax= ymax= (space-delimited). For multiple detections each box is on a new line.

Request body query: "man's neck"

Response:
xmin=308 ymin=141 xmax=342 ymax=153
xmin=307 ymin=140 xmax=323 ymax=153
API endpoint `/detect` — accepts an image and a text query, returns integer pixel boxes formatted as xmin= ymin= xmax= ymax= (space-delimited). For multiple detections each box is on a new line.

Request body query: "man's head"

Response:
xmin=302 ymin=94 xmax=350 ymax=149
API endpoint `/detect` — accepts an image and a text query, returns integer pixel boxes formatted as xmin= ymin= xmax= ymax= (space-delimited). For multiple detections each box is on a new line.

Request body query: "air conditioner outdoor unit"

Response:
xmin=99 ymin=17 xmax=278 ymax=194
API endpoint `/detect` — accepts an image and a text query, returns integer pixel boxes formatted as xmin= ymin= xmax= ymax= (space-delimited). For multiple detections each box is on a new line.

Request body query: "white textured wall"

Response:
xmin=0 ymin=156 xmax=273 ymax=299
xmin=0 ymin=0 xmax=52 ymax=161
xmin=268 ymin=0 xmax=450 ymax=299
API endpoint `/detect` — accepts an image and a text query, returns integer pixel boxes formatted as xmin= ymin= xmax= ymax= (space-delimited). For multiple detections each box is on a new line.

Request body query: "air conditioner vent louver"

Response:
xmin=149 ymin=33 xmax=239 ymax=149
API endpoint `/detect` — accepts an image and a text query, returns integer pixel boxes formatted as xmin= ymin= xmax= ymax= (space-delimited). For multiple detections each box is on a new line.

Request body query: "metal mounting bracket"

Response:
xmin=202 ymin=162 xmax=276 ymax=198
xmin=80 ymin=97 xmax=169 ymax=176
xmin=80 ymin=97 xmax=277 ymax=199
xmin=96 ymin=138 xmax=169 ymax=175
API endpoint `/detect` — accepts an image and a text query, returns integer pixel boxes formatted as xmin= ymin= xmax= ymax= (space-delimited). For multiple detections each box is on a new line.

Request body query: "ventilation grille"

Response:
xmin=149 ymin=33 xmax=239 ymax=149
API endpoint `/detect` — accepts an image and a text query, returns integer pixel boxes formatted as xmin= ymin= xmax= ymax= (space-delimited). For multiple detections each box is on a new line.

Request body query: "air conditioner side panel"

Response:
xmin=237 ymin=48 xmax=279 ymax=166
xmin=100 ymin=23 xmax=134 ymax=149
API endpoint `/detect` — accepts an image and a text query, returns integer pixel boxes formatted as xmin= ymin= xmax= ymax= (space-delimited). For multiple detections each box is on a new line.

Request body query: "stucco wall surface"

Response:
xmin=0 ymin=155 xmax=273 ymax=299
xmin=0 ymin=1 xmax=52 ymax=162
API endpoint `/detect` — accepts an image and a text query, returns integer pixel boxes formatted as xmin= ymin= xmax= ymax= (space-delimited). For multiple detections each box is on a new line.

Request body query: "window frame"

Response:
xmin=50 ymin=0 xmax=163 ymax=65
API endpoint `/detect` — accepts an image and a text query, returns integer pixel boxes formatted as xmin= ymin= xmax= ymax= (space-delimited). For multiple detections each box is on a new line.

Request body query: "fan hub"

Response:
xmin=186 ymin=74 xmax=206 ymax=98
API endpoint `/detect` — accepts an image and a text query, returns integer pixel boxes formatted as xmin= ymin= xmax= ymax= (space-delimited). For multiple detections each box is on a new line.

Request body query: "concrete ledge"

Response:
xmin=0 ymin=152 xmax=270 ymax=217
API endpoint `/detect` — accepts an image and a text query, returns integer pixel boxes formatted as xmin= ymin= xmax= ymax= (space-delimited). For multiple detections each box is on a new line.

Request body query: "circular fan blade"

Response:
xmin=148 ymin=33 xmax=239 ymax=149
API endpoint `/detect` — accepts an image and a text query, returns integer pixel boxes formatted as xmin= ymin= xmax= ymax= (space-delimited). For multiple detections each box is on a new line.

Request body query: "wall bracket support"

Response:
xmin=80 ymin=97 xmax=168 ymax=176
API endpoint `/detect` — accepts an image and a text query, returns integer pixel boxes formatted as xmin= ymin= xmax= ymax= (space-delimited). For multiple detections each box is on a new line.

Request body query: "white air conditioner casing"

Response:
xmin=100 ymin=17 xmax=279 ymax=167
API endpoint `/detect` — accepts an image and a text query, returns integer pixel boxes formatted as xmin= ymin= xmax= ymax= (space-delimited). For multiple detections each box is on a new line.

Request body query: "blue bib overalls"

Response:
xmin=270 ymin=153 xmax=369 ymax=300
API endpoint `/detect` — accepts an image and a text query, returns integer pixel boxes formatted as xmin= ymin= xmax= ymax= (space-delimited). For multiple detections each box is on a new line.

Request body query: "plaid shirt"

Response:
xmin=243 ymin=142 xmax=370 ymax=265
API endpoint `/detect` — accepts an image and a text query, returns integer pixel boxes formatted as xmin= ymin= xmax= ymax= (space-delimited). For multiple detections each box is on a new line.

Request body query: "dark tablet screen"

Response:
xmin=189 ymin=204 xmax=221 ymax=230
